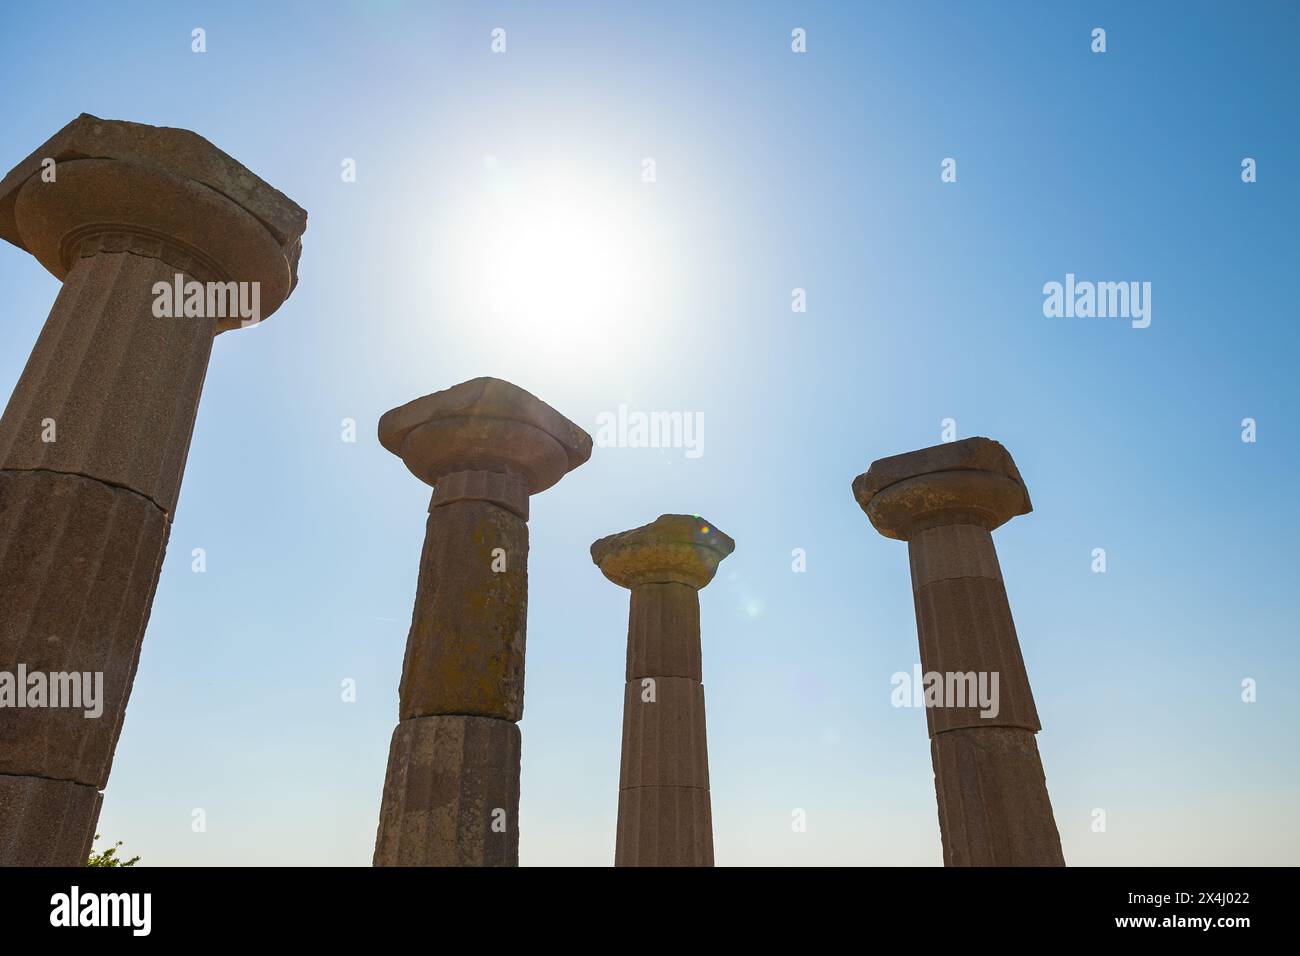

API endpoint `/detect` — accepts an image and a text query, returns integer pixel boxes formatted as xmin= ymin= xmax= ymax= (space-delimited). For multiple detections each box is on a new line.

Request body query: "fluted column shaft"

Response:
xmin=617 ymin=582 xmax=713 ymax=866
xmin=908 ymin=519 xmax=1063 ymax=866
xmin=0 ymin=248 xmax=213 ymax=865
xmin=374 ymin=472 xmax=528 ymax=867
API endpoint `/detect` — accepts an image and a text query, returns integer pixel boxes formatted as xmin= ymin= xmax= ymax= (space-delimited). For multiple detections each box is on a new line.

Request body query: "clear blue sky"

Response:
xmin=1 ymin=1 xmax=1296 ymax=865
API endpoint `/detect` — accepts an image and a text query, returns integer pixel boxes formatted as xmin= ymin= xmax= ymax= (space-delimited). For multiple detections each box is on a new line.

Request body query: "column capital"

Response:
xmin=0 ymin=113 xmax=307 ymax=327
xmin=379 ymin=377 xmax=592 ymax=495
xmin=853 ymin=437 xmax=1032 ymax=540
xmin=592 ymin=514 xmax=734 ymax=589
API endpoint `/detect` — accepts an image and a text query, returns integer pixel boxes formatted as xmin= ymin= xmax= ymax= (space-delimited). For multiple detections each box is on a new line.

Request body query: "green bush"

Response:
xmin=86 ymin=834 xmax=140 ymax=868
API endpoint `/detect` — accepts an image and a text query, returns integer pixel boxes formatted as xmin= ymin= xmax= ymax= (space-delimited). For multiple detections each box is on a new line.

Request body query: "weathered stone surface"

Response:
xmin=433 ymin=469 xmax=529 ymax=521
xmin=853 ymin=438 xmax=1031 ymax=541
xmin=620 ymin=676 xmax=709 ymax=789
xmin=615 ymin=787 xmax=714 ymax=867
xmin=379 ymin=377 xmax=592 ymax=494
xmin=592 ymin=514 xmax=735 ymax=589
xmin=0 ymin=113 xmax=306 ymax=298
xmin=908 ymin=522 xmax=1003 ymax=589
xmin=911 ymin=526 xmax=1039 ymax=735
xmin=0 ymin=773 xmax=101 ymax=867
xmin=373 ymin=716 xmax=520 ymax=867
xmin=931 ymin=728 xmax=1065 ymax=866
xmin=0 ymin=251 xmax=216 ymax=514
xmin=0 ymin=470 xmax=167 ymax=787
xmin=912 ymin=575 xmax=1038 ymax=734
xmin=626 ymin=582 xmax=701 ymax=681
xmin=853 ymin=436 xmax=1029 ymax=510
xmin=399 ymin=499 xmax=529 ymax=723
xmin=853 ymin=440 xmax=1064 ymax=867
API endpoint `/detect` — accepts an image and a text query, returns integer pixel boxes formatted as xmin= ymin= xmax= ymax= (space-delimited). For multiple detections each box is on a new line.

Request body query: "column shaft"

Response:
xmin=0 ymin=249 xmax=208 ymax=865
xmin=616 ymin=582 xmax=714 ymax=866
xmin=374 ymin=486 xmax=528 ymax=866
xmin=373 ymin=715 xmax=520 ymax=867
xmin=908 ymin=522 xmax=1063 ymax=866
xmin=626 ymin=581 xmax=701 ymax=680
xmin=0 ymin=471 xmax=168 ymax=786
xmin=908 ymin=523 xmax=1038 ymax=734
xmin=0 ymin=775 xmax=101 ymax=867
xmin=931 ymin=728 xmax=1062 ymax=866
xmin=399 ymin=497 xmax=529 ymax=722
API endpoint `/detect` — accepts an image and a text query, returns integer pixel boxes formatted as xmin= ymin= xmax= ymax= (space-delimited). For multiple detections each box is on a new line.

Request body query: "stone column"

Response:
xmin=0 ymin=115 xmax=306 ymax=866
xmin=373 ymin=377 xmax=591 ymax=866
xmin=853 ymin=437 xmax=1065 ymax=866
xmin=591 ymin=514 xmax=734 ymax=866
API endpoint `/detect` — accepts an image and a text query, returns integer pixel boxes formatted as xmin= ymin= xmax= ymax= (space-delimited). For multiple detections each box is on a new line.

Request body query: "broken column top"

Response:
xmin=0 ymin=114 xmax=307 ymax=319
xmin=852 ymin=437 xmax=1032 ymax=540
xmin=592 ymin=514 xmax=735 ymax=589
xmin=379 ymin=377 xmax=593 ymax=495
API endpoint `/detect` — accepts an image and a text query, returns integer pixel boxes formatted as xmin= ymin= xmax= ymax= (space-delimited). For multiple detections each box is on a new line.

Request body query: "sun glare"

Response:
xmin=433 ymin=155 xmax=675 ymax=371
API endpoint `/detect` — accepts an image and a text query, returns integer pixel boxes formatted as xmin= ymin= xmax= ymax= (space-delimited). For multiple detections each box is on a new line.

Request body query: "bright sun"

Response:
xmin=480 ymin=192 xmax=626 ymax=325
xmin=433 ymin=155 xmax=676 ymax=372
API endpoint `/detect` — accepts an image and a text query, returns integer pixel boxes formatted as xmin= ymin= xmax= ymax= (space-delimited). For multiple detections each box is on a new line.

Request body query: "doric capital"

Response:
xmin=592 ymin=514 xmax=734 ymax=589
xmin=379 ymin=377 xmax=592 ymax=495
xmin=0 ymin=114 xmax=307 ymax=326
xmin=853 ymin=437 xmax=1032 ymax=540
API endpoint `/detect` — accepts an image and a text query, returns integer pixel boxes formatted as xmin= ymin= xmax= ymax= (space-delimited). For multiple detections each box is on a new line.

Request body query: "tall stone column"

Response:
xmin=591 ymin=514 xmax=734 ymax=867
xmin=373 ymin=377 xmax=591 ymax=866
xmin=0 ymin=115 xmax=306 ymax=865
xmin=853 ymin=437 xmax=1065 ymax=866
